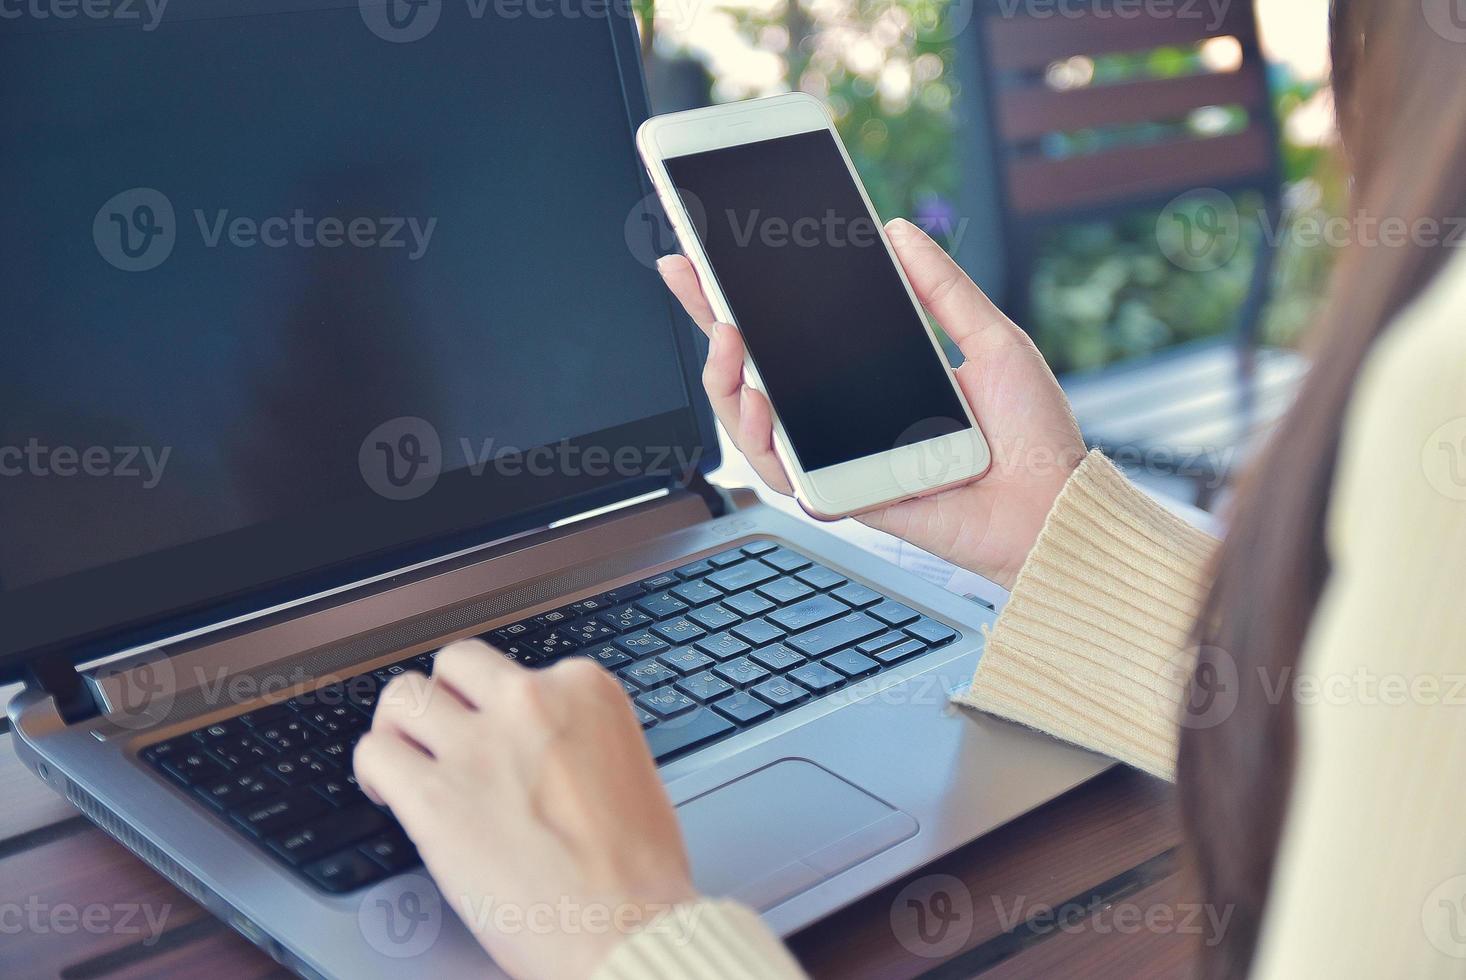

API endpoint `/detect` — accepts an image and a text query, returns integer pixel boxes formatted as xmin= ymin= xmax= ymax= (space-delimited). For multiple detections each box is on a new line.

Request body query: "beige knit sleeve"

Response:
xmin=592 ymin=900 xmax=807 ymax=980
xmin=953 ymin=450 xmax=1219 ymax=780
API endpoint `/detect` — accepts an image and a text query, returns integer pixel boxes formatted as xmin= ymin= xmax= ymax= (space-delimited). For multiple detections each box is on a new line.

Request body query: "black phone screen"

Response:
xmin=664 ymin=129 xmax=970 ymax=472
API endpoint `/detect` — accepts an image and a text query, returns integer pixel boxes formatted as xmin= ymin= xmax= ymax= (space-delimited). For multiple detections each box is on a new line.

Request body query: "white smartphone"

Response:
xmin=637 ymin=93 xmax=991 ymax=520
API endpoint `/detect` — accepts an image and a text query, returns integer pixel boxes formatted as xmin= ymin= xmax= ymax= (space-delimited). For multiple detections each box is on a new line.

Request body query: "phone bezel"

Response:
xmin=637 ymin=93 xmax=991 ymax=520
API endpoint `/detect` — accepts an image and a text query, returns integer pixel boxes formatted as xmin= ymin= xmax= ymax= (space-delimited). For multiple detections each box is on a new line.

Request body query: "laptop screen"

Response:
xmin=0 ymin=1 xmax=708 ymax=674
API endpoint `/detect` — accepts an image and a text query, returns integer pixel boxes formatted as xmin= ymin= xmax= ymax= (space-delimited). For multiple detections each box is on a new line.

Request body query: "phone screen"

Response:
xmin=664 ymin=129 xmax=970 ymax=473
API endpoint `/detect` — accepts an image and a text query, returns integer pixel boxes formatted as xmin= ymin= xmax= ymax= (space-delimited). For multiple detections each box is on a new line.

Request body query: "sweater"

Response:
xmin=595 ymin=250 xmax=1466 ymax=979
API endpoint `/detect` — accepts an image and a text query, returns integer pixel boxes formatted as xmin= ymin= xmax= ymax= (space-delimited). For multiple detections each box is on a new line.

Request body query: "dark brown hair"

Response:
xmin=1178 ymin=2 xmax=1466 ymax=976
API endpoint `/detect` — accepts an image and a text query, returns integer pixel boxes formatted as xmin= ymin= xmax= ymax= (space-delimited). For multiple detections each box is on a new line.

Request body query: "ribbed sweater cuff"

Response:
xmin=593 ymin=900 xmax=806 ymax=980
xmin=954 ymin=451 xmax=1218 ymax=780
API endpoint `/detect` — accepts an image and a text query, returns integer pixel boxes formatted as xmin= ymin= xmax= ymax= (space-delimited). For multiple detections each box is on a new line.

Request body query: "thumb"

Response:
xmin=885 ymin=218 xmax=1022 ymax=354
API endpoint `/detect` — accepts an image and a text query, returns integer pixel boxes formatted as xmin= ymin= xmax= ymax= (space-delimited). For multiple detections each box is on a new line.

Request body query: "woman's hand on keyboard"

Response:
xmin=354 ymin=639 xmax=696 ymax=979
xmin=658 ymin=218 xmax=1086 ymax=591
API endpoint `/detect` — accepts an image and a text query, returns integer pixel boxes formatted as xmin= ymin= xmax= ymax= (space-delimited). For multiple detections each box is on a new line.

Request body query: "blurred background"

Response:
xmin=645 ymin=0 xmax=1337 ymax=508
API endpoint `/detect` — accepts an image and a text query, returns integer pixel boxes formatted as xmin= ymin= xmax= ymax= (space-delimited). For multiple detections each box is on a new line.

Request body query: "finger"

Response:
xmin=354 ymin=728 xmax=433 ymax=808
xmin=885 ymin=218 xmax=1023 ymax=355
xmin=701 ymin=320 xmax=747 ymax=435
xmin=432 ymin=638 xmax=520 ymax=709
xmin=657 ymin=254 xmax=717 ymax=336
xmin=374 ymin=671 xmax=475 ymax=757
xmin=736 ymin=386 xmax=794 ymax=495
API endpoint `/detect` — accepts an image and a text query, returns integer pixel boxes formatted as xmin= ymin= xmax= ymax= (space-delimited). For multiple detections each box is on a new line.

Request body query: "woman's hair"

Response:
xmin=1178 ymin=2 xmax=1466 ymax=976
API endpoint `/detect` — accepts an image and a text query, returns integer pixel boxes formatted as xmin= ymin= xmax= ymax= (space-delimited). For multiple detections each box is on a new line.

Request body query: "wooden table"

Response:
xmin=0 ymin=717 xmax=1194 ymax=979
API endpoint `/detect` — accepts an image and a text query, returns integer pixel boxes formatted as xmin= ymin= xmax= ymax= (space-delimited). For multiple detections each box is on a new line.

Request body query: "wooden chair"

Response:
xmin=959 ymin=0 xmax=1303 ymax=506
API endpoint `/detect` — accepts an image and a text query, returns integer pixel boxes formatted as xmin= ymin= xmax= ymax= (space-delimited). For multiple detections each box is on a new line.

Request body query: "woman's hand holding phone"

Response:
xmin=659 ymin=218 xmax=1086 ymax=591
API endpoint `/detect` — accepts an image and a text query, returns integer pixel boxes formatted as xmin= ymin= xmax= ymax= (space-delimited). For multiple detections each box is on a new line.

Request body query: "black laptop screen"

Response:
xmin=0 ymin=2 xmax=706 ymax=673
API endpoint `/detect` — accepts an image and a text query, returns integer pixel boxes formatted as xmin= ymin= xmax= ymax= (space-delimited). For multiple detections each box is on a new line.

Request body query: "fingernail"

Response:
xmin=656 ymin=255 xmax=677 ymax=274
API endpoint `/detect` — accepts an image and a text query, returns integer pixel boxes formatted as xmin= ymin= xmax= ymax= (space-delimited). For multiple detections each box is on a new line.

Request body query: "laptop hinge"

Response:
xmin=684 ymin=470 xmax=733 ymax=519
xmin=25 ymin=655 xmax=104 ymax=724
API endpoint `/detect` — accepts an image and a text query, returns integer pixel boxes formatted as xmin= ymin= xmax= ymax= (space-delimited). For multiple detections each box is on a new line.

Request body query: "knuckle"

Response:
xmin=377 ymin=671 xmax=427 ymax=715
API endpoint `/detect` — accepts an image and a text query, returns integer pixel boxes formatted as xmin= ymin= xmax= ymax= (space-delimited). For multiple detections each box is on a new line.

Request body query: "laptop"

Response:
xmin=1 ymin=3 xmax=1110 ymax=976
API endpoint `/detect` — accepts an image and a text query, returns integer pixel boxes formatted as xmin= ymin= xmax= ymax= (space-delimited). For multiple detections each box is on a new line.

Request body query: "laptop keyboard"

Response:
xmin=141 ymin=540 xmax=960 ymax=893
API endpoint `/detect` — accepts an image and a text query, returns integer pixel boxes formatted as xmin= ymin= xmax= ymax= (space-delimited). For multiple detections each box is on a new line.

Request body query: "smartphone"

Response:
xmin=637 ymin=93 xmax=991 ymax=520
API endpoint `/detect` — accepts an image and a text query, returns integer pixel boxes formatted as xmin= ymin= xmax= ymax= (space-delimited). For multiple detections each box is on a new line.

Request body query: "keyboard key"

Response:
xmin=707 ymin=549 xmax=747 ymax=569
xmin=651 ymin=618 xmax=705 ymax=646
xmin=231 ymin=789 xmax=331 ymax=837
xmin=639 ymin=573 xmax=679 ymax=591
xmin=163 ymin=750 xmax=227 ymax=785
xmin=206 ymin=736 xmax=275 ymax=768
xmin=695 ymin=632 xmax=750 ymax=661
xmin=268 ymin=805 xmax=388 ymax=865
xmin=635 ymin=591 xmax=688 ymax=620
xmin=785 ymin=612 xmax=885 ymax=659
xmin=904 ymin=618 xmax=959 ymax=647
xmin=570 ymin=596 xmax=612 ymax=616
xmin=563 ymin=619 xmax=617 ymax=644
xmin=598 ymin=605 xmax=652 ymax=632
xmin=644 ymin=708 xmax=735 ymax=762
xmin=528 ymin=631 xmax=581 ymax=658
xmin=869 ymin=600 xmax=920 ymax=627
xmin=676 ymin=670 xmax=734 ymax=703
xmin=195 ymin=768 xmax=279 ymax=810
xmin=713 ymin=692 xmax=774 ymax=726
xmin=142 ymin=736 xmax=193 ymax=763
xmin=751 ymin=677 xmax=811 ymax=709
xmin=634 ymin=707 xmax=657 ymax=729
xmin=740 ymin=540 xmax=779 ymax=556
xmin=750 ymin=643 xmax=805 ymax=673
xmin=707 ymin=561 xmax=778 ymax=593
xmin=856 ymin=632 xmax=907 ymax=656
xmin=822 ymin=649 xmax=881 ymax=679
xmin=582 ymin=644 xmax=632 ymax=670
xmin=600 ymin=584 xmax=645 ymax=605
xmin=195 ymin=720 xmax=243 ymax=742
xmin=795 ymin=565 xmax=848 ymax=591
xmin=313 ymin=740 xmax=352 ymax=767
xmin=712 ymin=657 xmax=771 ymax=688
xmin=619 ymin=660 xmax=678 ymax=690
xmin=761 ymin=549 xmax=811 ymax=573
xmin=301 ymin=704 xmax=366 ymax=738
xmin=657 ymin=647 xmax=715 ymax=675
xmin=756 ymin=577 xmax=815 ymax=606
xmin=788 ymin=662 xmax=845 ymax=694
xmin=722 ymin=591 xmax=776 ymax=618
xmin=313 ymin=775 xmax=365 ymax=807
xmin=533 ymin=608 xmax=574 ymax=629
xmin=490 ymin=622 xmax=536 ymax=645
xmin=873 ymin=638 xmax=928 ymax=666
xmin=671 ymin=580 xmax=722 ymax=607
xmin=687 ymin=604 xmax=741 ymax=632
xmin=674 ymin=559 xmax=714 ymax=579
xmin=237 ymin=704 xmax=294 ymax=730
xmin=264 ymin=752 xmax=330 ymax=786
xmin=636 ymin=687 xmax=698 ymax=719
xmin=767 ymin=595 xmax=847 ymax=633
xmin=832 ymin=582 xmax=883 ymax=608
xmin=359 ymin=831 xmax=419 ymax=873
xmin=614 ymin=630 xmax=670 ymax=658
xmin=304 ymin=850 xmax=383 ymax=893
xmin=731 ymin=618 xmax=785 ymax=647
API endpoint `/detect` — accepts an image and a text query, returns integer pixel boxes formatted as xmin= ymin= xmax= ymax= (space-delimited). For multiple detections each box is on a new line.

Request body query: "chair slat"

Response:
xmin=1006 ymin=125 xmax=1273 ymax=215
xmin=986 ymin=3 xmax=1257 ymax=73
xmin=998 ymin=69 xmax=1268 ymax=143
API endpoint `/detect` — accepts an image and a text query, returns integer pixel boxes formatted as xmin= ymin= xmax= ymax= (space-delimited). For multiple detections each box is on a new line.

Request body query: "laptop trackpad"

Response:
xmin=678 ymin=759 xmax=919 ymax=911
